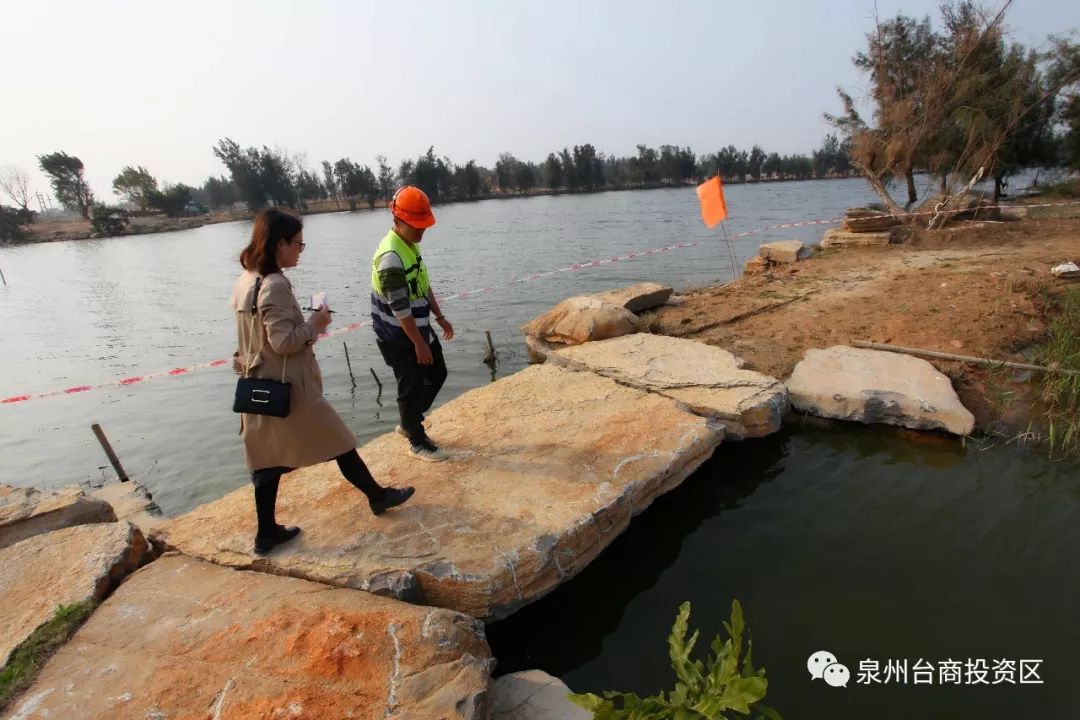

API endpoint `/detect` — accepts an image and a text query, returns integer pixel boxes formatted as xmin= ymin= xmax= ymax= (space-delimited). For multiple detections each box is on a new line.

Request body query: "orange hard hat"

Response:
xmin=390 ymin=186 xmax=436 ymax=229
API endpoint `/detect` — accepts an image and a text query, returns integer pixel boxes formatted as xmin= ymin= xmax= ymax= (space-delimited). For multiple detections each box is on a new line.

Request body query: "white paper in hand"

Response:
xmin=311 ymin=291 xmax=328 ymax=310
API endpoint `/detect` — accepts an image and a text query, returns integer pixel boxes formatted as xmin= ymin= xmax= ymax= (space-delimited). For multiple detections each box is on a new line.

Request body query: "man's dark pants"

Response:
xmin=377 ymin=339 xmax=447 ymax=445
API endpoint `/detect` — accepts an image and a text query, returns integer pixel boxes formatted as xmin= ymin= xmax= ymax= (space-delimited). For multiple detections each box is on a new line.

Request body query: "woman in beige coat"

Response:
xmin=232 ymin=208 xmax=414 ymax=554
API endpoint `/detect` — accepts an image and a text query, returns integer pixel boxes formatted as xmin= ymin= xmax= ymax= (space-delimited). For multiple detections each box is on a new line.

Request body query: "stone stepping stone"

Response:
xmin=155 ymin=365 xmax=722 ymax=621
xmin=592 ymin=282 xmax=673 ymax=313
xmin=521 ymin=296 xmax=641 ymax=346
xmin=549 ymin=334 xmax=788 ymax=440
xmin=787 ymin=345 xmax=975 ymax=435
xmin=492 ymin=670 xmax=589 ymax=719
xmin=0 ymin=484 xmax=115 ymax=550
xmin=1 ymin=554 xmax=493 ymax=720
xmin=0 ymin=522 xmax=147 ymax=667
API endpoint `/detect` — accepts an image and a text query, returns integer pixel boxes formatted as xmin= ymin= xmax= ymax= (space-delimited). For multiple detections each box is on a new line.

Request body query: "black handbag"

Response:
xmin=233 ymin=276 xmax=292 ymax=418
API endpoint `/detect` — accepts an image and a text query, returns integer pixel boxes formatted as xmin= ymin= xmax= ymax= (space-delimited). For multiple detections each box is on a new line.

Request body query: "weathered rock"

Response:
xmin=492 ymin=670 xmax=589 ymax=720
xmin=842 ymin=208 xmax=902 ymax=233
xmin=155 ymin=365 xmax=722 ymax=621
xmin=91 ymin=480 xmax=164 ymax=536
xmin=0 ymin=522 xmax=146 ymax=666
xmin=592 ymin=282 xmax=673 ymax=313
xmin=821 ymin=228 xmax=897 ymax=248
xmin=524 ymin=334 xmax=559 ymax=364
xmin=1051 ymin=261 xmax=1079 ymax=279
xmin=521 ymin=296 xmax=642 ymax=346
xmin=1 ymin=555 xmax=493 ymax=720
xmin=787 ymin=346 xmax=975 ymax=435
xmin=0 ymin=484 xmax=116 ymax=550
xmin=759 ymin=240 xmax=812 ymax=264
xmin=743 ymin=256 xmax=769 ymax=276
xmin=548 ymin=334 xmax=787 ymax=440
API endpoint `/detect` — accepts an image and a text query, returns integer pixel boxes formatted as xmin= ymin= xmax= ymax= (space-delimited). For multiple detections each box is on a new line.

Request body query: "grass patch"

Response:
xmin=0 ymin=601 xmax=94 ymax=710
xmin=1037 ymin=178 xmax=1080 ymax=200
xmin=639 ymin=311 xmax=665 ymax=334
xmin=1041 ymin=289 xmax=1080 ymax=459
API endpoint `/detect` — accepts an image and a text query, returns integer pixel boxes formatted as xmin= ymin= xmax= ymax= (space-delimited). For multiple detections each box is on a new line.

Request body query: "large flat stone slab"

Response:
xmin=492 ymin=670 xmax=589 ymax=720
xmin=524 ymin=334 xmax=560 ymax=364
xmin=0 ymin=484 xmax=116 ymax=550
xmin=0 ymin=522 xmax=147 ymax=666
xmin=821 ymin=228 xmax=897 ymax=248
xmin=156 ymin=365 xmax=722 ymax=621
xmin=91 ymin=481 xmax=164 ymax=536
xmin=548 ymin=334 xmax=787 ymax=440
xmin=592 ymin=282 xmax=673 ymax=313
xmin=521 ymin=296 xmax=642 ymax=346
xmin=1 ymin=555 xmax=493 ymax=720
xmin=787 ymin=345 xmax=975 ymax=435
xmin=759 ymin=240 xmax=811 ymax=263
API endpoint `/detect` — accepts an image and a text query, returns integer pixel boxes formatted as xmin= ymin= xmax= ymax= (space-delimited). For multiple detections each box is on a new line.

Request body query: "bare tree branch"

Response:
xmin=0 ymin=166 xmax=31 ymax=211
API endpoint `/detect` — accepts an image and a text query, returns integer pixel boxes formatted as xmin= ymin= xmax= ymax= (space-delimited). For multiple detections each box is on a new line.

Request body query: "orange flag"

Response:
xmin=696 ymin=175 xmax=728 ymax=228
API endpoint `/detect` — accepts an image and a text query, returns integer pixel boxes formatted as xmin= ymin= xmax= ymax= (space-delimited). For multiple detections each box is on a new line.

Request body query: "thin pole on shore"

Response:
xmin=90 ymin=423 xmax=130 ymax=482
xmin=342 ymin=342 xmax=356 ymax=386
xmin=853 ymin=340 xmax=1080 ymax=376
xmin=719 ymin=222 xmax=739 ymax=281
xmin=715 ymin=167 xmax=739 ymax=280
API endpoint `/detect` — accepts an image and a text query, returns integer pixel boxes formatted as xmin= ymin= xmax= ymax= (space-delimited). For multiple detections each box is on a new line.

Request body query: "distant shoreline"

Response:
xmin=6 ymin=173 xmax=860 ymax=246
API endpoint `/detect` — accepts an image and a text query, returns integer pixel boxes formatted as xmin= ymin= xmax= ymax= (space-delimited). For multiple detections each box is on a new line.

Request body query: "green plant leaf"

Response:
xmin=568 ymin=693 xmax=612 ymax=712
xmin=754 ymin=703 xmax=784 ymax=720
xmin=743 ymin=629 xmax=757 ymax=677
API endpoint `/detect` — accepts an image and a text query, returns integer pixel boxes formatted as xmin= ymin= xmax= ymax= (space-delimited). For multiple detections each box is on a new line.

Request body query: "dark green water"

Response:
xmin=487 ymin=423 xmax=1080 ymax=719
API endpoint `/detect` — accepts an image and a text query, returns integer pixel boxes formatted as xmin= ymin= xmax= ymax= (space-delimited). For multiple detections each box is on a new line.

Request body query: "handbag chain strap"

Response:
xmin=243 ymin=275 xmax=288 ymax=383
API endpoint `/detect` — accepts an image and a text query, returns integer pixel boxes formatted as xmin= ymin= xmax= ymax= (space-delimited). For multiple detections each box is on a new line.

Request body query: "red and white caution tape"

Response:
xmin=5 ymin=199 xmax=1078 ymax=405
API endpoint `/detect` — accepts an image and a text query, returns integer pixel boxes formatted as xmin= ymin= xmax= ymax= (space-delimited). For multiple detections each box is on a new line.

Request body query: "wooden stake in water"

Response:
xmin=0 ymin=266 xmax=6 ymax=286
xmin=483 ymin=330 xmax=496 ymax=366
xmin=90 ymin=423 xmax=129 ymax=482
xmin=369 ymin=367 xmax=382 ymax=390
xmin=342 ymin=342 xmax=356 ymax=386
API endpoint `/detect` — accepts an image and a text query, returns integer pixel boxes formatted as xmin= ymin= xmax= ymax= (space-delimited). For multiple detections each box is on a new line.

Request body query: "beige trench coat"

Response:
xmin=231 ymin=270 xmax=355 ymax=471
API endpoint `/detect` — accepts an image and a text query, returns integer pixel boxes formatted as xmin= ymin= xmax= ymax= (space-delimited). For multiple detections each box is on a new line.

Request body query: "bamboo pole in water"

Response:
xmin=853 ymin=340 xmax=1079 ymax=376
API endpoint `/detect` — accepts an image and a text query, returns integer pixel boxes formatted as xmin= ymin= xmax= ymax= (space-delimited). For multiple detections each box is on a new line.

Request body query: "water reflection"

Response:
xmin=486 ymin=430 xmax=787 ymax=674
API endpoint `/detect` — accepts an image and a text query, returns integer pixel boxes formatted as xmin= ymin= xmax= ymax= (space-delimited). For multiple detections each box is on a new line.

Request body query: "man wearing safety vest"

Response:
xmin=371 ymin=186 xmax=454 ymax=462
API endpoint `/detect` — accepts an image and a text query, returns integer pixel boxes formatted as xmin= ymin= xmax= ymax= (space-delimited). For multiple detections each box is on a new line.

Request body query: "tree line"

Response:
xmin=829 ymin=1 xmax=1080 ymax=211
xmin=1 ymin=134 xmax=856 ymax=237
xmin=189 ymin=133 xmax=858 ymax=213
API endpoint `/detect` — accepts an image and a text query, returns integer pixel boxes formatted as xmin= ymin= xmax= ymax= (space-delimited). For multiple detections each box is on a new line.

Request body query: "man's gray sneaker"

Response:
xmin=410 ymin=439 xmax=448 ymax=462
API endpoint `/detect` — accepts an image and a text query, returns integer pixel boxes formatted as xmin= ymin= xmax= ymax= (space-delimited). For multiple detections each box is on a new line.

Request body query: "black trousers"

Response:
xmin=251 ymin=451 xmax=383 ymax=536
xmin=377 ymin=339 xmax=447 ymax=445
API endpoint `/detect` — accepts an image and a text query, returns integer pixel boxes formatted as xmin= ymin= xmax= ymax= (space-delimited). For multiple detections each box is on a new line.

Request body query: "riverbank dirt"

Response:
xmin=649 ymin=215 xmax=1080 ymax=436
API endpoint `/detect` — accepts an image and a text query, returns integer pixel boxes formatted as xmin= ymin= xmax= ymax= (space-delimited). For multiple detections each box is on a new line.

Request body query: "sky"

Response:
xmin=1 ymin=0 xmax=1077 ymax=204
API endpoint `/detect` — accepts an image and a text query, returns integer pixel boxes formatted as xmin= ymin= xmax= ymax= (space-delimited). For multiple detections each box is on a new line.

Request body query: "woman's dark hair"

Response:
xmin=239 ymin=208 xmax=303 ymax=274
